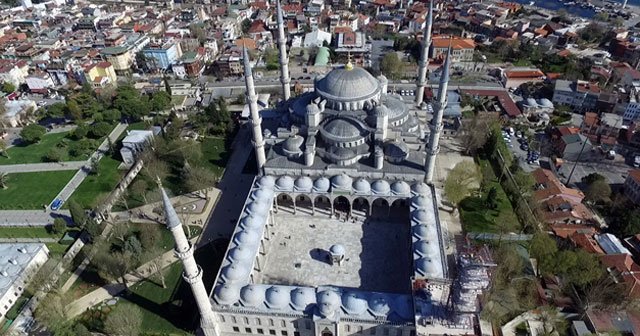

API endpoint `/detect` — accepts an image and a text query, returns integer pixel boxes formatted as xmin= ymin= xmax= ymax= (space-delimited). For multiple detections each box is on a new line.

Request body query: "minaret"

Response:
xmin=160 ymin=186 xmax=218 ymax=336
xmin=276 ymin=0 xmax=291 ymax=100
xmin=243 ymin=46 xmax=267 ymax=173
xmin=415 ymin=0 xmax=433 ymax=106
xmin=424 ymin=40 xmax=452 ymax=184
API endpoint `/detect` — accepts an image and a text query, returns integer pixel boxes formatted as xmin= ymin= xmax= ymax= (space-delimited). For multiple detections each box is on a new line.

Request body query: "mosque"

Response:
xmin=158 ymin=1 xmax=488 ymax=336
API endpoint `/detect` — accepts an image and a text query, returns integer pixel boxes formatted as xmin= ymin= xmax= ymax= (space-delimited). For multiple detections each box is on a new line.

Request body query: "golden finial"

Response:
xmin=345 ymin=52 xmax=353 ymax=70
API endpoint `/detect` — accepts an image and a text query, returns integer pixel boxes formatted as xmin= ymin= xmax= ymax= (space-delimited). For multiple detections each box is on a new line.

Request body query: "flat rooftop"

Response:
xmin=255 ymin=212 xmax=412 ymax=294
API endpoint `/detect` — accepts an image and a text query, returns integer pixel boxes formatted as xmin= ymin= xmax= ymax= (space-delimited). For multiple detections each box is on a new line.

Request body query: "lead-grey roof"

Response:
xmin=321 ymin=117 xmax=368 ymax=142
xmin=241 ymin=284 xmax=265 ymax=307
xmin=415 ymin=257 xmax=442 ymax=277
xmin=291 ymin=287 xmax=316 ymax=311
xmin=415 ymin=239 xmax=439 ymax=257
xmin=294 ymin=176 xmax=313 ymax=191
xmin=391 ymin=181 xmax=410 ymax=195
xmin=215 ymin=283 xmax=240 ymax=305
xmin=228 ymin=246 xmax=254 ymax=262
xmin=331 ymin=174 xmax=352 ymax=189
xmin=313 ymin=177 xmax=330 ymax=192
xmin=371 ymin=180 xmax=391 ymax=195
xmin=352 ymin=178 xmax=371 ymax=194
xmin=240 ymin=214 xmax=265 ymax=230
xmin=316 ymin=67 xmax=381 ymax=102
xmin=342 ymin=291 xmax=368 ymax=315
xmin=276 ymin=175 xmax=294 ymax=190
xmin=266 ymin=286 xmax=290 ymax=309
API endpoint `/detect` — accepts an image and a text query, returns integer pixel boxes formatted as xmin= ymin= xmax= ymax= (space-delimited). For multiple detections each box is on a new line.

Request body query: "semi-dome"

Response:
xmin=313 ymin=177 xmax=330 ymax=192
xmin=416 ymin=257 xmax=442 ymax=278
xmin=371 ymin=180 xmax=390 ymax=195
xmin=240 ymin=284 xmax=265 ymax=307
xmin=294 ymin=176 xmax=313 ymax=191
xmin=275 ymin=175 xmax=294 ymax=190
xmin=265 ymin=286 xmax=290 ymax=309
xmin=327 ymin=146 xmax=357 ymax=160
xmin=214 ymin=283 xmax=240 ymax=305
xmin=384 ymin=140 xmax=409 ymax=161
xmin=368 ymin=294 xmax=390 ymax=315
xmin=221 ymin=263 xmax=250 ymax=283
xmin=330 ymin=244 xmax=345 ymax=255
xmin=411 ymin=195 xmax=430 ymax=209
xmin=411 ymin=182 xmax=430 ymax=195
xmin=234 ymin=230 xmax=260 ymax=245
xmin=412 ymin=209 xmax=432 ymax=223
xmin=415 ymin=239 xmax=439 ymax=257
xmin=317 ymin=290 xmax=341 ymax=316
xmin=257 ymin=176 xmax=275 ymax=188
xmin=391 ymin=181 xmax=410 ymax=195
xmin=240 ymin=214 xmax=265 ymax=230
xmin=283 ymin=135 xmax=304 ymax=154
xmin=331 ymin=174 xmax=352 ymax=189
xmin=341 ymin=291 xmax=368 ymax=315
xmin=290 ymin=287 xmax=316 ymax=311
xmin=321 ymin=118 xmax=368 ymax=142
xmin=373 ymin=105 xmax=390 ymax=117
xmin=228 ymin=246 xmax=254 ymax=261
xmin=352 ymin=178 xmax=371 ymax=194
xmin=316 ymin=67 xmax=381 ymax=101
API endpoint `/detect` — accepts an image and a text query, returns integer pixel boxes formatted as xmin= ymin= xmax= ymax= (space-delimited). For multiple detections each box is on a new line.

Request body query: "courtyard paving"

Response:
xmin=256 ymin=211 xmax=412 ymax=294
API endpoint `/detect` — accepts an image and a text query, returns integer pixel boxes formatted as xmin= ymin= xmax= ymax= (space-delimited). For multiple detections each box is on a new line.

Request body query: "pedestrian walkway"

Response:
xmin=0 ymin=161 xmax=86 ymax=174
xmin=0 ymin=237 xmax=58 ymax=243
xmin=65 ymin=237 xmax=197 ymax=318
xmin=0 ymin=210 xmax=70 ymax=226
xmin=51 ymin=123 xmax=127 ymax=207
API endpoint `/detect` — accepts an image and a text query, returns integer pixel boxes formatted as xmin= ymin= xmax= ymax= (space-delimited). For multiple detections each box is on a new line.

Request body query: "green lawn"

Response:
xmin=0 ymin=171 xmax=75 ymax=209
xmin=459 ymin=159 xmax=519 ymax=233
xmin=198 ymin=137 xmax=229 ymax=177
xmin=66 ymin=155 xmax=123 ymax=209
xmin=0 ymin=131 xmax=101 ymax=165
xmin=0 ymin=226 xmax=55 ymax=238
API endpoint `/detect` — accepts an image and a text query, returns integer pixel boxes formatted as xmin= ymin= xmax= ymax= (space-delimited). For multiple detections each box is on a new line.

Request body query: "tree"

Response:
xmin=0 ymin=139 xmax=9 ymax=158
xmin=585 ymin=179 xmax=611 ymax=203
xmin=45 ymin=102 xmax=67 ymax=119
xmin=379 ymin=52 xmax=403 ymax=80
xmin=582 ymin=172 xmax=605 ymax=185
xmin=150 ymin=91 xmax=171 ymax=111
xmin=139 ymin=223 xmax=161 ymax=249
xmin=185 ymin=166 xmax=218 ymax=197
xmin=34 ymin=292 xmax=71 ymax=334
xmin=52 ymin=218 xmax=67 ymax=234
xmin=130 ymin=179 xmax=148 ymax=203
xmin=68 ymin=138 xmax=94 ymax=157
xmin=93 ymin=243 xmax=136 ymax=291
xmin=241 ymin=18 xmax=252 ymax=34
xmin=89 ymin=156 xmax=100 ymax=176
xmin=68 ymin=200 xmax=87 ymax=227
xmin=461 ymin=114 xmax=499 ymax=155
xmin=89 ymin=122 xmax=112 ymax=139
xmin=66 ymin=100 xmax=82 ymax=121
xmin=102 ymin=109 xmax=121 ymax=123
xmin=485 ymin=187 xmax=498 ymax=209
xmin=146 ymin=246 xmax=167 ymax=288
xmin=104 ymin=303 xmax=142 ymax=336
xmin=0 ymin=172 xmax=8 ymax=189
xmin=444 ymin=161 xmax=481 ymax=206
xmin=20 ymin=124 xmax=46 ymax=144
xmin=529 ymin=232 xmax=558 ymax=275
xmin=1 ymin=82 xmax=15 ymax=94
xmin=72 ymin=123 xmax=89 ymax=140
xmin=111 ymin=222 xmax=130 ymax=245
xmin=45 ymin=147 xmax=64 ymax=162
xmin=124 ymin=235 xmax=143 ymax=257
xmin=140 ymin=151 xmax=170 ymax=182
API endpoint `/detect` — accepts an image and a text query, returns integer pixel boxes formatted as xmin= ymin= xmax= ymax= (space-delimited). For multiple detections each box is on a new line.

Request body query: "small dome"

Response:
xmin=317 ymin=290 xmax=341 ymax=316
xmin=251 ymin=188 xmax=274 ymax=201
xmin=331 ymin=174 xmax=352 ymax=190
xmin=383 ymin=140 xmax=409 ymax=159
xmin=257 ymin=176 xmax=275 ymax=188
xmin=352 ymin=178 xmax=371 ymax=194
xmin=321 ymin=118 xmax=368 ymax=142
xmin=391 ymin=181 xmax=410 ymax=195
xmin=234 ymin=230 xmax=260 ymax=245
xmin=415 ymin=239 xmax=439 ymax=257
xmin=371 ymin=180 xmax=390 ymax=195
xmin=228 ymin=246 xmax=254 ymax=262
xmin=411 ymin=195 xmax=430 ymax=209
xmin=313 ymin=177 xmax=330 ymax=192
xmin=214 ymin=283 xmax=240 ymax=305
xmin=283 ymin=135 xmax=304 ymax=153
xmin=412 ymin=209 xmax=432 ymax=223
xmin=393 ymin=296 xmax=413 ymax=320
xmin=368 ymin=294 xmax=390 ymax=316
xmin=526 ymin=98 xmax=538 ymax=107
xmin=412 ymin=225 xmax=438 ymax=240
xmin=539 ymin=98 xmax=553 ymax=108
xmin=294 ymin=176 xmax=313 ymax=191
xmin=240 ymin=214 xmax=265 ymax=230
xmin=240 ymin=285 xmax=265 ymax=307
xmin=342 ymin=291 xmax=368 ymax=315
xmin=416 ymin=257 xmax=442 ymax=278
xmin=246 ymin=200 xmax=269 ymax=215
xmin=411 ymin=182 xmax=430 ymax=195
xmin=266 ymin=286 xmax=290 ymax=309
xmin=276 ymin=176 xmax=294 ymax=190
xmin=221 ymin=263 xmax=250 ymax=283
xmin=290 ymin=287 xmax=316 ymax=311
xmin=373 ymin=105 xmax=390 ymax=117
xmin=329 ymin=244 xmax=345 ymax=255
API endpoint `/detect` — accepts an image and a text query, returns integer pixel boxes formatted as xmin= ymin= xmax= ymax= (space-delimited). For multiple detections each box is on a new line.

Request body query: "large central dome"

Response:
xmin=315 ymin=66 xmax=381 ymax=108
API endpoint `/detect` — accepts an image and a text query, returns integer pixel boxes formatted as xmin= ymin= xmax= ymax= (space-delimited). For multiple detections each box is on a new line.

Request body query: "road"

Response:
xmin=0 ymin=161 xmax=85 ymax=173
xmin=0 ymin=209 xmax=71 ymax=226
xmin=51 ymin=123 xmax=128 ymax=207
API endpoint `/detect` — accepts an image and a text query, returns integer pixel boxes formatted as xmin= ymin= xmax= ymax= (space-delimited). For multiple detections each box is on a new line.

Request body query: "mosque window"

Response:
xmin=232 ymin=316 xmax=237 ymax=324
xmin=269 ymin=319 xmax=275 ymax=326
xmin=244 ymin=317 xmax=250 ymax=325
xmin=257 ymin=329 xmax=264 ymax=334
xmin=281 ymin=320 xmax=286 ymax=327
xmin=233 ymin=327 xmax=240 ymax=332
xmin=270 ymin=330 xmax=277 ymax=335
xmin=246 ymin=328 xmax=253 ymax=333
xmin=219 ymin=315 xmax=226 ymax=323
xmin=256 ymin=318 xmax=262 ymax=325
xmin=282 ymin=331 xmax=288 ymax=336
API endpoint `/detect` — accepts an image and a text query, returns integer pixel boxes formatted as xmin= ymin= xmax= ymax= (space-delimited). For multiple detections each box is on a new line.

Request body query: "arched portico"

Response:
xmin=352 ymin=197 xmax=370 ymax=217
xmin=296 ymin=194 xmax=313 ymax=215
xmin=371 ymin=198 xmax=390 ymax=219
xmin=333 ymin=196 xmax=350 ymax=219
xmin=275 ymin=193 xmax=294 ymax=214
xmin=390 ymin=199 xmax=410 ymax=221
xmin=314 ymin=195 xmax=332 ymax=216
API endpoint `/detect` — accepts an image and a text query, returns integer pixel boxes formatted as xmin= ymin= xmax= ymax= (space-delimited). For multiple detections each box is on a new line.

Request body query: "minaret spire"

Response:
xmin=243 ymin=45 xmax=267 ymax=173
xmin=424 ymin=39 xmax=452 ymax=184
xmin=276 ymin=0 xmax=291 ymax=101
xmin=415 ymin=0 xmax=433 ymax=106
xmin=159 ymin=184 xmax=219 ymax=336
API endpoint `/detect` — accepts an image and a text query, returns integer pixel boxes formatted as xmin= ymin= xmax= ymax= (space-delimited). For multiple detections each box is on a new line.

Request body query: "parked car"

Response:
xmin=50 ymin=198 xmax=63 ymax=211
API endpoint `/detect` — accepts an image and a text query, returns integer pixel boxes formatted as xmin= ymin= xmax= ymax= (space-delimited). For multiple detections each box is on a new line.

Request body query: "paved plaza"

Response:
xmin=256 ymin=212 xmax=412 ymax=294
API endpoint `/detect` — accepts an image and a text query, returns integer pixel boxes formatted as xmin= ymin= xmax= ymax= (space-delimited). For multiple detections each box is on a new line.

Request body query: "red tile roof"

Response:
xmin=629 ymin=169 xmax=640 ymax=184
xmin=460 ymin=89 xmax=521 ymax=117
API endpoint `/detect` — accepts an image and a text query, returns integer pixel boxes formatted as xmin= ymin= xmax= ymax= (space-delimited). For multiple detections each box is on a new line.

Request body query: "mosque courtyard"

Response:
xmin=254 ymin=210 xmax=413 ymax=294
